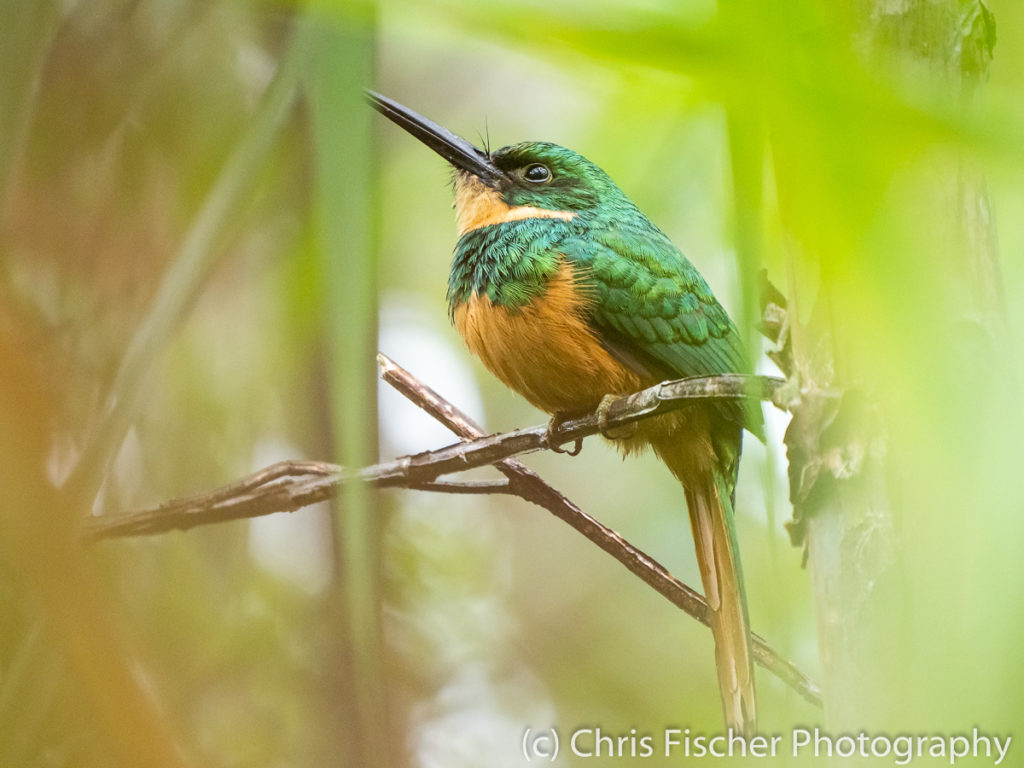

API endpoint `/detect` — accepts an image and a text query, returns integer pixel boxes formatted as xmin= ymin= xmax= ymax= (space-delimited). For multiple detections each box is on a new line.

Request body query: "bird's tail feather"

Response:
xmin=657 ymin=440 xmax=757 ymax=736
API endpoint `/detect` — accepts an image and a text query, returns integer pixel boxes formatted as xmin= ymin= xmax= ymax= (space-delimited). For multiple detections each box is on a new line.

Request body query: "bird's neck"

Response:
xmin=454 ymin=175 xmax=574 ymax=236
xmin=447 ymin=216 xmax=579 ymax=315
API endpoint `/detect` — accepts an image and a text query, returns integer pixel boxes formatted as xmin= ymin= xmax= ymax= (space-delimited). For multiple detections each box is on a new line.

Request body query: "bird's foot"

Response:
xmin=597 ymin=394 xmax=637 ymax=440
xmin=546 ymin=412 xmax=583 ymax=456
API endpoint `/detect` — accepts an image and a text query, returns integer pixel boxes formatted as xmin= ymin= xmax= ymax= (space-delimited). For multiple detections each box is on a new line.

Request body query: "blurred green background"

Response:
xmin=2 ymin=0 xmax=1023 ymax=766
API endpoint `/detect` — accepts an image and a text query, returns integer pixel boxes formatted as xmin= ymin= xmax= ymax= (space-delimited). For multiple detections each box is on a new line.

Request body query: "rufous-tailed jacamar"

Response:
xmin=369 ymin=92 xmax=762 ymax=735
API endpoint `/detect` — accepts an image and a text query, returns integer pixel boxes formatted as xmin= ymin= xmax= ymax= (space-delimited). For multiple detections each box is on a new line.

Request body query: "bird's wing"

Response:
xmin=560 ymin=229 xmax=762 ymax=438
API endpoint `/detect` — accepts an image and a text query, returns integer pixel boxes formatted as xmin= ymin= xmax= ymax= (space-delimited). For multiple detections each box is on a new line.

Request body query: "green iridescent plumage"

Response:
xmin=449 ymin=142 xmax=758 ymax=438
xmin=369 ymin=93 xmax=760 ymax=734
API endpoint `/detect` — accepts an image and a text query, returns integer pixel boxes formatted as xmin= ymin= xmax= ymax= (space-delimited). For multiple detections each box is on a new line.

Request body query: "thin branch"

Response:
xmin=377 ymin=354 xmax=822 ymax=709
xmin=84 ymin=370 xmax=782 ymax=541
xmin=409 ymin=479 xmax=513 ymax=494
xmin=191 ymin=459 xmax=339 ymax=504
xmin=84 ymin=358 xmax=820 ymax=708
xmin=84 ymin=461 xmax=339 ymax=540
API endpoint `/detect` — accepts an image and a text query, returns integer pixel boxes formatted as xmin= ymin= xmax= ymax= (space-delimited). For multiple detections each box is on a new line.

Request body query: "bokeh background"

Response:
xmin=2 ymin=1 xmax=1023 ymax=766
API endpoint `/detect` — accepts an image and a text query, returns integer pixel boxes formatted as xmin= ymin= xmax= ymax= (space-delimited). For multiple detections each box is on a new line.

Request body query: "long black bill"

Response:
xmin=366 ymin=90 xmax=505 ymax=184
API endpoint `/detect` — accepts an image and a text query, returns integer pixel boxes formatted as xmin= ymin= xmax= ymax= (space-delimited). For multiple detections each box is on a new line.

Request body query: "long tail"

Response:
xmin=656 ymin=439 xmax=757 ymax=736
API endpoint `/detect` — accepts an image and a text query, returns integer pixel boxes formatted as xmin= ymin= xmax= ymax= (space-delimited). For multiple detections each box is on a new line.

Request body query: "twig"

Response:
xmin=84 ymin=370 xmax=782 ymax=541
xmin=84 ymin=358 xmax=820 ymax=708
xmin=377 ymin=354 xmax=822 ymax=709
xmin=409 ymin=479 xmax=513 ymax=494
xmin=84 ymin=461 xmax=340 ymax=540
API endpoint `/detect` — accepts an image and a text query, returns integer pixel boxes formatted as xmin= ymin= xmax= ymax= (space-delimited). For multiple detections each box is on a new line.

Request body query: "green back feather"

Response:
xmin=448 ymin=141 xmax=762 ymax=440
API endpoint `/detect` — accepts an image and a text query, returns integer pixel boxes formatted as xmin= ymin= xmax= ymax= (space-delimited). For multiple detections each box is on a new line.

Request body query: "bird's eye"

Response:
xmin=523 ymin=163 xmax=551 ymax=184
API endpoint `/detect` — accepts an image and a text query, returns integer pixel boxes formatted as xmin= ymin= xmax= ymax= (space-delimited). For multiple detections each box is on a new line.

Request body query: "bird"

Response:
xmin=368 ymin=91 xmax=762 ymax=735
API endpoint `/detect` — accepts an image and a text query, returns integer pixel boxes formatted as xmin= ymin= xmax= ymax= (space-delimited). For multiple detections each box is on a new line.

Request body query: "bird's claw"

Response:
xmin=546 ymin=413 xmax=583 ymax=456
xmin=551 ymin=439 xmax=583 ymax=456
xmin=597 ymin=394 xmax=637 ymax=440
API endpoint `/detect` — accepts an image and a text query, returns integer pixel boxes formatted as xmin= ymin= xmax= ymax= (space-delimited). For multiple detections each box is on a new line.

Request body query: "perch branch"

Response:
xmin=377 ymin=354 xmax=821 ymax=709
xmin=84 ymin=370 xmax=782 ymax=541
xmin=85 ymin=357 xmax=820 ymax=708
xmin=409 ymin=479 xmax=513 ymax=494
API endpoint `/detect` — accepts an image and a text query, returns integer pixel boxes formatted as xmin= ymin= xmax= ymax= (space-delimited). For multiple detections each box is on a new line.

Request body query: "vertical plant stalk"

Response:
xmin=2 ymin=12 xmax=312 ymax=768
xmin=304 ymin=12 xmax=388 ymax=768
xmin=719 ymin=6 xmax=783 ymax=570
xmin=0 ymin=336 xmax=192 ymax=768
xmin=772 ymin=0 xmax=999 ymax=729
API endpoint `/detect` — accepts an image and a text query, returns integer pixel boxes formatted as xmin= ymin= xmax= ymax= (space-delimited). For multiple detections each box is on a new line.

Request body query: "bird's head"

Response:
xmin=368 ymin=92 xmax=632 ymax=234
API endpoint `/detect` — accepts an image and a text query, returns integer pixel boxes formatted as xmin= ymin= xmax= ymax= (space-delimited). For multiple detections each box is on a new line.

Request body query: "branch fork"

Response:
xmin=85 ymin=353 xmax=821 ymax=708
